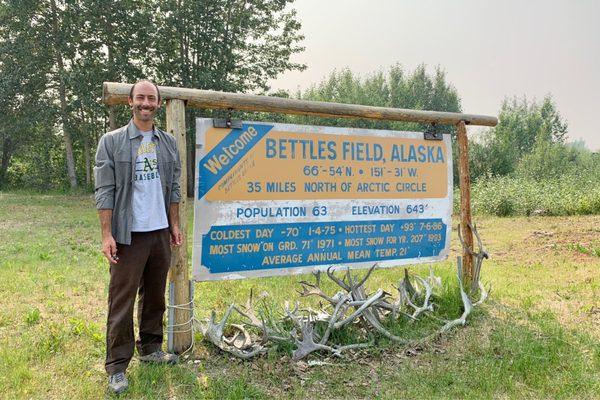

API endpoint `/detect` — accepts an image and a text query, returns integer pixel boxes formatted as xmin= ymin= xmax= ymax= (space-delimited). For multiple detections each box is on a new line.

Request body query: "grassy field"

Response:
xmin=0 ymin=192 xmax=599 ymax=399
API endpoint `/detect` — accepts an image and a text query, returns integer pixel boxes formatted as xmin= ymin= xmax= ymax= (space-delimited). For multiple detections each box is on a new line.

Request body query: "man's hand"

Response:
xmin=168 ymin=203 xmax=183 ymax=247
xmin=102 ymin=235 xmax=119 ymax=264
xmin=170 ymin=225 xmax=183 ymax=247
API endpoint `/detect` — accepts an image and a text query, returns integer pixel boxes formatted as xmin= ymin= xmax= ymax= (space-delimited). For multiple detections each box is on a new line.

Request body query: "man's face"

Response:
xmin=128 ymin=82 xmax=161 ymax=123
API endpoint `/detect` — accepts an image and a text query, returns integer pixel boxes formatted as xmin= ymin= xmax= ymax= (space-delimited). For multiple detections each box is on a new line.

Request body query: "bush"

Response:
xmin=494 ymin=196 xmax=516 ymax=217
xmin=455 ymin=170 xmax=600 ymax=217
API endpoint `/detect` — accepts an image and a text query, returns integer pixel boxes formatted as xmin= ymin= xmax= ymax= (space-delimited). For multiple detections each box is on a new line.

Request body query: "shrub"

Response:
xmin=456 ymin=170 xmax=600 ymax=217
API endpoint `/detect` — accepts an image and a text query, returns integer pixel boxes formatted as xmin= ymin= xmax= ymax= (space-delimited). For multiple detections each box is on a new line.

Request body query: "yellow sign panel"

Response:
xmin=201 ymin=127 xmax=448 ymax=200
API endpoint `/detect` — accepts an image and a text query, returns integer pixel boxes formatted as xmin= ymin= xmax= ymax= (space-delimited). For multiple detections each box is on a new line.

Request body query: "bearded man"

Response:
xmin=94 ymin=80 xmax=183 ymax=394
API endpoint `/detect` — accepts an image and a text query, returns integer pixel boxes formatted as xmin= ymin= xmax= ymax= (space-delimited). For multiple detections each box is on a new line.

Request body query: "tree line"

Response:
xmin=1 ymin=1 xmax=595 ymax=194
xmin=0 ymin=0 xmax=304 ymax=191
xmin=286 ymin=67 xmax=596 ymax=186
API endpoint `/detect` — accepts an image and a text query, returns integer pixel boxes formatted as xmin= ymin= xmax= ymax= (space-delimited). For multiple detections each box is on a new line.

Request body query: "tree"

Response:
xmin=150 ymin=0 xmax=305 ymax=92
xmin=471 ymin=95 xmax=569 ymax=179
xmin=65 ymin=0 xmax=152 ymax=187
xmin=47 ymin=0 xmax=80 ymax=189
xmin=148 ymin=0 xmax=306 ymax=194
xmin=1 ymin=0 xmax=86 ymax=189
xmin=0 ymin=0 xmax=56 ymax=189
xmin=295 ymin=64 xmax=461 ymax=132
xmin=0 ymin=0 xmax=305 ymax=191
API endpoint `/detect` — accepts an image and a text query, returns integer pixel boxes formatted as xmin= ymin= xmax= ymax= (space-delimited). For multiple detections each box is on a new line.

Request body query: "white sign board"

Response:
xmin=192 ymin=119 xmax=453 ymax=281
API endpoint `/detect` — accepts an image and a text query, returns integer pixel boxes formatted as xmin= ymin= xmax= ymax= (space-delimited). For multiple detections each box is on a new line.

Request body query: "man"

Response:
xmin=94 ymin=80 xmax=183 ymax=394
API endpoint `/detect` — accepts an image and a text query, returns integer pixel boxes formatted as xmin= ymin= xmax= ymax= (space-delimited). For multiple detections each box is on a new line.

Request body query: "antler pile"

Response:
xmin=198 ymin=224 xmax=490 ymax=360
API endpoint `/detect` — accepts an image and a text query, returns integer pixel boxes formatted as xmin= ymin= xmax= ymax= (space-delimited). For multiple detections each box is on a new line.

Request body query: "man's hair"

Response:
xmin=128 ymin=79 xmax=161 ymax=102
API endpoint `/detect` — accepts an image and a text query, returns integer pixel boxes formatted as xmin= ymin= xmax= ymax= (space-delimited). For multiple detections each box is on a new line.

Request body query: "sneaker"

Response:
xmin=108 ymin=372 xmax=128 ymax=394
xmin=138 ymin=350 xmax=178 ymax=365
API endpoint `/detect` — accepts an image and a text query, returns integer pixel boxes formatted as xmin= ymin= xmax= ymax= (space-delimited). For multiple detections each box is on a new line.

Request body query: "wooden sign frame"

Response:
xmin=102 ymin=81 xmax=497 ymax=353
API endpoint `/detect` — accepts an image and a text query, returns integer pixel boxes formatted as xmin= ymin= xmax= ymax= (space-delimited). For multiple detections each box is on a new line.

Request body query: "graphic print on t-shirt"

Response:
xmin=131 ymin=131 xmax=169 ymax=232
xmin=135 ymin=141 xmax=160 ymax=181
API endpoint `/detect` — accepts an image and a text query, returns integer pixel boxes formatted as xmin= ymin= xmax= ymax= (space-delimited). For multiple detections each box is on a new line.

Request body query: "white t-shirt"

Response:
xmin=131 ymin=131 xmax=169 ymax=232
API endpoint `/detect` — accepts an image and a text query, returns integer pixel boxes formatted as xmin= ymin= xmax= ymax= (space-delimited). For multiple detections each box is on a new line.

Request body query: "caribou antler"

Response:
xmin=400 ymin=268 xmax=417 ymax=302
xmin=199 ymin=304 xmax=266 ymax=359
xmin=200 ymin=305 xmax=234 ymax=344
xmin=440 ymin=257 xmax=488 ymax=332
xmin=469 ymin=223 xmax=489 ymax=287
xmin=231 ymin=290 xmax=292 ymax=343
xmin=440 ymin=260 xmax=473 ymax=332
xmin=287 ymin=307 xmax=372 ymax=360
xmin=458 ymin=222 xmax=489 ymax=288
xmin=427 ymin=265 xmax=443 ymax=289
xmin=333 ymin=289 xmax=385 ymax=329
xmin=350 ymin=263 xmax=379 ymax=291
xmin=384 ymin=285 xmax=418 ymax=321
xmin=472 ymin=280 xmax=491 ymax=307
xmin=327 ymin=266 xmax=351 ymax=292
xmin=319 ymin=294 xmax=351 ymax=344
xmin=233 ymin=289 xmax=266 ymax=328
xmin=297 ymin=271 xmax=345 ymax=306
xmin=402 ymin=276 xmax=434 ymax=319
xmin=223 ymin=324 xmax=252 ymax=349
xmin=329 ymin=265 xmax=409 ymax=343
xmin=285 ymin=304 xmax=340 ymax=360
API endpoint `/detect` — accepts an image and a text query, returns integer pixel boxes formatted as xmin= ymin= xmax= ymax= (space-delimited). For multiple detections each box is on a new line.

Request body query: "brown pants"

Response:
xmin=105 ymin=228 xmax=171 ymax=375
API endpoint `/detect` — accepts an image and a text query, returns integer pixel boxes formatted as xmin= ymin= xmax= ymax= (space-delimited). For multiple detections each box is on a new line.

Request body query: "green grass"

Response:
xmin=0 ymin=192 xmax=599 ymax=399
xmin=568 ymin=243 xmax=600 ymax=258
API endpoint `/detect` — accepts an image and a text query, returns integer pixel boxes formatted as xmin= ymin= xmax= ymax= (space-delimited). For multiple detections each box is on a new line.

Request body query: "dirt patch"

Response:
xmin=510 ymin=225 xmax=600 ymax=262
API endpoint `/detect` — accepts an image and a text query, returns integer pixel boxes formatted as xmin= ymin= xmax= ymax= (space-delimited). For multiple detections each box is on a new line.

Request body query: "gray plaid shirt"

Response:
xmin=94 ymin=119 xmax=181 ymax=245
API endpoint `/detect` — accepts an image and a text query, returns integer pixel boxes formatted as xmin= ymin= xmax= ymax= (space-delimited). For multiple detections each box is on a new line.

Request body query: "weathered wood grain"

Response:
xmin=456 ymin=121 xmax=474 ymax=286
xmin=103 ymin=82 xmax=498 ymax=127
xmin=166 ymin=99 xmax=192 ymax=353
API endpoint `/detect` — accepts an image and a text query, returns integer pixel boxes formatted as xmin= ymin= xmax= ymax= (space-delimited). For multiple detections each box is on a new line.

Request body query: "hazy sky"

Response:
xmin=270 ymin=0 xmax=600 ymax=150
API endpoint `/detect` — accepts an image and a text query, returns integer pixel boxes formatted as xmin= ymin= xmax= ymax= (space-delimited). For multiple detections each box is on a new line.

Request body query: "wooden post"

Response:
xmin=456 ymin=121 xmax=474 ymax=286
xmin=165 ymin=99 xmax=192 ymax=353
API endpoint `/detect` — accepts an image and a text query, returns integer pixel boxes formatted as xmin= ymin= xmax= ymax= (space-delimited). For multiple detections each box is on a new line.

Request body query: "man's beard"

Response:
xmin=134 ymin=105 xmax=156 ymax=121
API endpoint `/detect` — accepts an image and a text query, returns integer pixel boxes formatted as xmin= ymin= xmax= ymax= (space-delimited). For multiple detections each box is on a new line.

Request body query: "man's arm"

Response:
xmin=94 ymin=134 xmax=118 ymax=263
xmin=99 ymin=209 xmax=118 ymax=263
xmin=94 ymin=134 xmax=116 ymax=210
xmin=168 ymin=202 xmax=182 ymax=247
xmin=170 ymin=140 xmax=182 ymax=204
xmin=168 ymin=137 xmax=183 ymax=247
